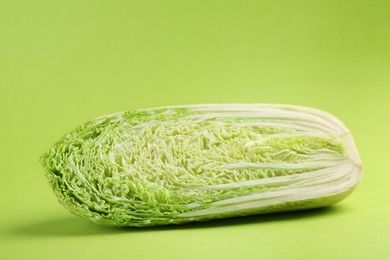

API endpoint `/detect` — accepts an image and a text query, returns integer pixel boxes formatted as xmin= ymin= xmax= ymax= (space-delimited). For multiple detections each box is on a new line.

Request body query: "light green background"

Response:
xmin=1 ymin=1 xmax=389 ymax=259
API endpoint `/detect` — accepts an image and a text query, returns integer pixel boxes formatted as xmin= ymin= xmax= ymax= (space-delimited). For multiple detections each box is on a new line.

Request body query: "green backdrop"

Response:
xmin=1 ymin=1 xmax=389 ymax=259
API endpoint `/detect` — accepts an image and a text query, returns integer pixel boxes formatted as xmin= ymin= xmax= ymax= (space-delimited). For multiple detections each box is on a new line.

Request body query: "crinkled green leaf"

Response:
xmin=41 ymin=104 xmax=362 ymax=227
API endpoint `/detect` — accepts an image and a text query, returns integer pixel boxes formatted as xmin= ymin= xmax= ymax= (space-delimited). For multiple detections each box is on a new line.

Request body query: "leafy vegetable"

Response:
xmin=40 ymin=104 xmax=363 ymax=227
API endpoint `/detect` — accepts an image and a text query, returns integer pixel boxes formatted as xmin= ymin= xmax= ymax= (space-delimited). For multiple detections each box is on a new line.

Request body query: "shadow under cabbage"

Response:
xmin=156 ymin=205 xmax=347 ymax=230
xmin=12 ymin=205 xmax=348 ymax=237
xmin=12 ymin=217 xmax=126 ymax=237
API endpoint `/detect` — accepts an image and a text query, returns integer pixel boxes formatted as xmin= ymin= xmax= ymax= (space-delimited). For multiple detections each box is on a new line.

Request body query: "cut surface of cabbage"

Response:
xmin=41 ymin=104 xmax=363 ymax=227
